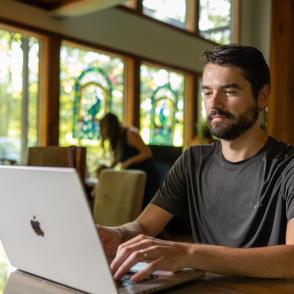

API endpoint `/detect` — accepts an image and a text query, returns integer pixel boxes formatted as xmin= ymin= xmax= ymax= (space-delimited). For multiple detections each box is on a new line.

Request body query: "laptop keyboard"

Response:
xmin=116 ymin=272 xmax=158 ymax=288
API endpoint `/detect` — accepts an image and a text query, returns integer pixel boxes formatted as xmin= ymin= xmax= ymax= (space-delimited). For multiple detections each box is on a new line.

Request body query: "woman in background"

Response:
xmin=97 ymin=112 xmax=160 ymax=208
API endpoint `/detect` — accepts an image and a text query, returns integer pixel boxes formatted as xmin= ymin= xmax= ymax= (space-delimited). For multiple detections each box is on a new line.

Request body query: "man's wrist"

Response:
xmin=180 ymin=243 xmax=196 ymax=268
xmin=181 ymin=243 xmax=207 ymax=270
xmin=115 ymin=221 xmax=143 ymax=243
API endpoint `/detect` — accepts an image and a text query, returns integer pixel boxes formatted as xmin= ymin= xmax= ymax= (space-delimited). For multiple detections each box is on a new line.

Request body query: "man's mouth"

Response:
xmin=211 ymin=114 xmax=226 ymax=119
xmin=208 ymin=109 xmax=235 ymax=122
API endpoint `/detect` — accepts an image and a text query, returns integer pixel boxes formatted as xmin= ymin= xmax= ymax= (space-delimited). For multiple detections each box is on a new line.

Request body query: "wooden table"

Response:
xmin=164 ymin=273 xmax=294 ymax=294
xmin=3 ymin=271 xmax=294 ymax=294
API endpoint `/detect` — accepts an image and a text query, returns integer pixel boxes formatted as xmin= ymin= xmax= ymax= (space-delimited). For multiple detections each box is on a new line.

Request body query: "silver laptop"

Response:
xmin=0 ymin=166 xmax=203 ymax=294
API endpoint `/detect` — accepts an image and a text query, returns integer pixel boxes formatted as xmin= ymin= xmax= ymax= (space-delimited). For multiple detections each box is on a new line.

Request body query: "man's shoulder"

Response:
xmin=268 ymin=137 xmax=294 ymax=160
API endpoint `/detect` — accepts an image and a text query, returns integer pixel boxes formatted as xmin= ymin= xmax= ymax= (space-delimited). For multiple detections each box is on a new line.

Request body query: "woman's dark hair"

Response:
xmin=202 ymin=44 xmax=270 ymax=99
xmin=99 ymin=112 xmax=122 ymax=153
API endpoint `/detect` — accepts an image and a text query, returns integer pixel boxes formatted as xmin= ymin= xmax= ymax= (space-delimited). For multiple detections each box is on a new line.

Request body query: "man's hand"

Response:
xmin=110 ymin=234 xmax=191 ymax=282
xmin=96 ymin=225 xmax=122 ymax=261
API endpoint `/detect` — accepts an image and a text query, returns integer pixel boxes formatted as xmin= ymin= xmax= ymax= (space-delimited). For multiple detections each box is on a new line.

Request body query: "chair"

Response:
xmin=93 ymin=169 xmax=146 ymax=226
xmin=27 ymin=146 xmax=86 ymax=182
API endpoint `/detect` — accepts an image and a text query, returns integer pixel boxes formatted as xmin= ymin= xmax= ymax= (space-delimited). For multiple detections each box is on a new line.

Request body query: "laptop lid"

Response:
xmin=0 ymin=166 xmax=203 ymax=294
xmin=0 ymin=166 xmax=117 ymax=294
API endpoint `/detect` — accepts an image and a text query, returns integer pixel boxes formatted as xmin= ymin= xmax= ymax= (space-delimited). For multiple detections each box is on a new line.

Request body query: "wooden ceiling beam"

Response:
xmin=14 ymin=0 xmax=78 ymax=11
xmin=15 ymin=0 xmax=127 ymax=16
xmin=51 ymin=0 xmax=126 ymax=17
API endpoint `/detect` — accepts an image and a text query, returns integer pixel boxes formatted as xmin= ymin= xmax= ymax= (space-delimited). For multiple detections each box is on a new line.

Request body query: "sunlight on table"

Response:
xmin=0 ymin=241 xmax=14 ymax=293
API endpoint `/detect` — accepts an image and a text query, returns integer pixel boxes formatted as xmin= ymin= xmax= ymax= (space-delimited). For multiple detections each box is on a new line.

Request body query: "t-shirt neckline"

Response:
xmin=216 ymin=136 xmax=274 ymax=169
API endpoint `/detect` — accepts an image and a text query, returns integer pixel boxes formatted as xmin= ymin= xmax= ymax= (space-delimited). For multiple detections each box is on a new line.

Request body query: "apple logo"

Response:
xmin=30 ymin=216 xmax=45 ymax=237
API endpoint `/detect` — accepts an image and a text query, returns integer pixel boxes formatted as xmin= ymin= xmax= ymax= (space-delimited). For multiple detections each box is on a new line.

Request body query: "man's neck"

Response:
xmin=220 ymin=124 xmax=269 ymax=162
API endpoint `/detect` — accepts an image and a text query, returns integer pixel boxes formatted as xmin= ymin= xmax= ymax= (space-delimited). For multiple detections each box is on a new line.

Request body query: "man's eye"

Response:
xmin=203 ymin=91 xmax=212 ymax=97
xmin=225 ymin=91 xmax=236 ymax=95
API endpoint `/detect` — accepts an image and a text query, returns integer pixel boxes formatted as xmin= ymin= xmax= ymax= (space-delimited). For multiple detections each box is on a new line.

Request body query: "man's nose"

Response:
xmin=208 ymin=91 xmax=224 ymax=108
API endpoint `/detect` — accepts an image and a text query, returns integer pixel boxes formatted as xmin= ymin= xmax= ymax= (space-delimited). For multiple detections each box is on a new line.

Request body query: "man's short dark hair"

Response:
xmin=202 ymin=44 xmax=270 ymax=99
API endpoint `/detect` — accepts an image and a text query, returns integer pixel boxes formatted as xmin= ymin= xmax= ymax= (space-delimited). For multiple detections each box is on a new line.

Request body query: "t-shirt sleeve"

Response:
xmin=151 ymin=149 xmax=189 ymax=217
xmin=283 ymin=158 xmax=294 ymax=220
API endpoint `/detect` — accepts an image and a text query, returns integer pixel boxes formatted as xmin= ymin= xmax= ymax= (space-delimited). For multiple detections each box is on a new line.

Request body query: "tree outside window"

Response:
xmin=0 ymin=26 xmax=39 ymax=164
xmin=142 ymin=0 xmax=187 ymax=29
xmin=198 ymin=0 xmax=232 ymax=44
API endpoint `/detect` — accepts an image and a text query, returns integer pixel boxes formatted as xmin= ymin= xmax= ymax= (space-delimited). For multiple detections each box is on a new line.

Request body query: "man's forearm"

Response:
xmin=186 ymin=243 xmax=294 ymax=279
xmin=115 ymin=221 xmax=143 ymax=243
xmin=112 ymin=204 xmax=173 ymax=244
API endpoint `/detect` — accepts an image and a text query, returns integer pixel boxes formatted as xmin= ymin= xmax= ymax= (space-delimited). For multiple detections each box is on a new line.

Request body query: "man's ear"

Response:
xmin=258 ymin=84 xmax=270 ymax=110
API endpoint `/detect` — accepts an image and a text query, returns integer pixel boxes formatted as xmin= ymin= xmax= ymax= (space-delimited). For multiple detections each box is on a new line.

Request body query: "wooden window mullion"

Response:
xmin=124 ymin=57 xmax=140 ymax=128
xmin=186 ymin=0 xmax=197 ymax=32
xmin=39 ymin=34 xmax=61 ymax=146
xmin=184 ymin=73 xmax=199 ymax=148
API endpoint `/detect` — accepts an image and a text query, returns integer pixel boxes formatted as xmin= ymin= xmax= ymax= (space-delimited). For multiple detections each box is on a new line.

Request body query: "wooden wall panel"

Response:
xmin=268 ymin=0 xmax=294 ymax=145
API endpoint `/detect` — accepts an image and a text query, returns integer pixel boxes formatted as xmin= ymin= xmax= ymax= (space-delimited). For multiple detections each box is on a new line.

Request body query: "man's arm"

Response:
xmin=186 ymin=242 xmax=294 ymax=279
xmin=97 ymin=204 xmax=173 ymax=259
xmin=286 ymin=218 xmax=294 ymax=244
xmin=111 ymin=218 xmax=294 ymax=282
xmin=136 ymin=204 xmax=173 ymax=237
xmin=110 ymin=204 xmax=173 ymax=242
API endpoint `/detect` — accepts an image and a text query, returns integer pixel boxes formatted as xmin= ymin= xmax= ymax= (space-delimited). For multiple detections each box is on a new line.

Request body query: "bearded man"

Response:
xmin=97 ymin=44 xmax=294 ymax=282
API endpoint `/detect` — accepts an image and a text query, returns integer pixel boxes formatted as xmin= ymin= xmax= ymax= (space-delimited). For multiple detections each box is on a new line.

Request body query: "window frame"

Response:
xmin=120 ymin=0 xmax=240 ymax=44
xmin=0 ymin=15 xmax=201 ymax=153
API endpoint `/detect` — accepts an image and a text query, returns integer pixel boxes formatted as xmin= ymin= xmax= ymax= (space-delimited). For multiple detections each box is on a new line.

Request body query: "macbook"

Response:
xmin=0 ymin=166 xmax=203 ymax=293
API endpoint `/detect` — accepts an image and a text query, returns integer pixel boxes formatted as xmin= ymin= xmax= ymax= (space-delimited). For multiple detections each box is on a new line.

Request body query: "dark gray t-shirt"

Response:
xmin=152 ymin=137 xmax=294 ymax=247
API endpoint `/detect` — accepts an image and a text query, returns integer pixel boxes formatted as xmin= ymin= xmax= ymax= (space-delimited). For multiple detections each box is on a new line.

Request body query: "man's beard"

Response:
xmin=207 ymin=103 xmax=259 ymax=141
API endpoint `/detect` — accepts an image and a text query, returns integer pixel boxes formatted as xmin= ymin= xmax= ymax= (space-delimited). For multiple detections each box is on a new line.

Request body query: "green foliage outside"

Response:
xmin=199 ymin=0 xmax=232 ymax=44
xmin=0 ymin=243 xmax=10 ymax=292
xmin=0 ymin=27 xmax=39 ymax=163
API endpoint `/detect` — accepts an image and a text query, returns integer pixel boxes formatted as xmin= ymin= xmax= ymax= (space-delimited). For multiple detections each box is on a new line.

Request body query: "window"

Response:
xmin=124 ymin=1 xmax=238 ymax=44
xmin=140 ymin=63 xmax=185 ymax=146
xmin=0 ymin=26 xmax=40 ymax=164
xmin=60 ymin=42 xmax=125 ymax=176
xmin=142 ymin=0 xmax=187 ymax=29
xmin=198 ymin=0 xmax=232 ymax=44
xmin=198 ymin=76 xmax=206 ymax=122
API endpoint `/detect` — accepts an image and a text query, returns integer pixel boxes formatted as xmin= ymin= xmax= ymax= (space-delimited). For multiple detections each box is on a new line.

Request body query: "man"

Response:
xmin=97 ymin=44 xmax=294 ymax=283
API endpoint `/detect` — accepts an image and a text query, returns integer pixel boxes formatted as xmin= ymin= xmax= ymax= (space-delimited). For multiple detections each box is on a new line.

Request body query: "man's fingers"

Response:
xmin=111 ymin=243 xmax=150 ymax=273
xmin=113 ymin=249 xmax=148 ymax=279
xmin=111 ymin=235 xmax=179 ymax=282
xmin=111 ymin=238 xmax=155 ymax=272
xmin=117 ymin=234 xmax=151 ymax=250
xmin=131 ymin=258 xmax=163 ymax=283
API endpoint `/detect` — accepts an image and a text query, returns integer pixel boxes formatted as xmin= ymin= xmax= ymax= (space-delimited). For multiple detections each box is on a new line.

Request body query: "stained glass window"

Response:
xmin=0 ymin=26 xmax=39 ymax=164
xmin=60 ymin=42 xmax=125 ymax=176
xmin=198 ymin=0 xmax=232 ymax=44
xmin=142 ymin=0 xmax=187 ymax=29
xmin=140 ymin=64 xmax=184 ymax=146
